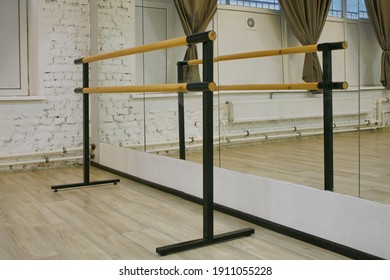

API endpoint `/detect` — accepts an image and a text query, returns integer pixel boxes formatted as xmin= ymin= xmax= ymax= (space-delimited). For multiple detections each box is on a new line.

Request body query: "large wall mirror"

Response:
xmin=97 ymin=0 xmax=389 ymax=204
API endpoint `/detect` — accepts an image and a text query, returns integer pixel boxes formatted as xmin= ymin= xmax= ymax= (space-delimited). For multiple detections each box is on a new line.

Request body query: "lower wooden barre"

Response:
xmin=78 ymin=82 xmax=346 ymax=94
xmin=217 ymin=83 xmax=320 ymax=91
xmin=79 ymin=82 xmax=217 ymax=94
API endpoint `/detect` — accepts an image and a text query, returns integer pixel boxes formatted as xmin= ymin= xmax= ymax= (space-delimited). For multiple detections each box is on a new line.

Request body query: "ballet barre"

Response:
xmin=52 ymin=30 xmax=217 ymax=192
xmin=52 ymin=30 xmax=255 ymax=257
xmin=73 ymin=81 xmax=348 ymax=94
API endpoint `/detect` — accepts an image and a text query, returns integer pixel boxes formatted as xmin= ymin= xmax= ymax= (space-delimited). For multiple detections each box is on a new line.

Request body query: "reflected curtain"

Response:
xmin=279 ymin=0 xmax=331 ymax=83
xmin=365 ymin=0 xmax=390 ymax=89
xmin=173 ymin=0 xmax=217 ymax=82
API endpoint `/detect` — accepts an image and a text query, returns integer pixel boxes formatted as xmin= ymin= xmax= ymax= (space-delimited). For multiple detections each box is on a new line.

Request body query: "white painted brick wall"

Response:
xmin=97 ymin=0 xmax=140 ymax=147
xmin=0 ymin=0 xmax=90 ymax=161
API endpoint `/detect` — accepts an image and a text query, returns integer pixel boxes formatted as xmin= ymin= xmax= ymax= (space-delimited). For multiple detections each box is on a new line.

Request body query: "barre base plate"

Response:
xmin=51 ymin=179 xmax=120 ymax=192
xmin=156 ymin=228 xmax=255 ymax=256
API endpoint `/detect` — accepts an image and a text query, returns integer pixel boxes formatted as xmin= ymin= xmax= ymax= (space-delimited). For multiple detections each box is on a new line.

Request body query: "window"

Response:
xmin=218 ymin=0 xmax=368 ymax=18
xmin=329 ymin=0 xmax=343 ymax=18
xmin=328 ymin=0 xmax=369 ymax=19
xmin=0 ymin=0 xmax=28 ymax=96
xmin=357 ymin=0 xmax=368 ymax=19
xmin=217 ymin=0 xmax=280 ymax=11
xmin=346 ymin=0 xmax=369 ymax=19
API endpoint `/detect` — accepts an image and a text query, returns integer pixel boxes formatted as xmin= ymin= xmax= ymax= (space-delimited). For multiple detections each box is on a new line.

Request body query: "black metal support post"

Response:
xmin=322 ymin=48 xmax=334 ymax=192
xmin=51 ymin=62 xmax=119 ymax=192
xmin=177 ymin=61 xmax=186 ymax=160
xmin=156 ymin=37 xmax=254 ymax=256
xmin=83 ymin=63 xmax=91 ymax=184
xmin=202 ymin=39 xmax=215 ymax=240
xmin=317 ymin=41 xmax=348 ymax=191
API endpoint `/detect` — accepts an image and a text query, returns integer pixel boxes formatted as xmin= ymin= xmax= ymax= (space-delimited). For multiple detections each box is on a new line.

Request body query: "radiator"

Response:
xmin=228 ymin=95 xmax=373 ymax=123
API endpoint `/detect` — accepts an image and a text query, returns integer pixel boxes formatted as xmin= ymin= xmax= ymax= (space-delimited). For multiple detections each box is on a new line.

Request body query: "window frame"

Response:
xmin=217 ymin=0 xmax=280 ymax=11
xmin=0 ymin=0 xmax=29 ymax=97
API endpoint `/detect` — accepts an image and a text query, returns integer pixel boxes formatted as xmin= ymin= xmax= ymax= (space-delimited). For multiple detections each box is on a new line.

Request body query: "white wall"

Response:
xmin=0 ymin=0 xmax=91 ymax=170
xmin=0 ymin=0 xmax=135 ymax=171
xmin=96 ymin=0 xmax=137 ymax=147
xmin=215 ymin=8 xmax=283 ymax=85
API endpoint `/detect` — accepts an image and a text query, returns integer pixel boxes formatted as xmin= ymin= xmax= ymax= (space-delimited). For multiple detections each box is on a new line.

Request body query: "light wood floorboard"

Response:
xmin=0 ymin=167 xmax=347 ymax=260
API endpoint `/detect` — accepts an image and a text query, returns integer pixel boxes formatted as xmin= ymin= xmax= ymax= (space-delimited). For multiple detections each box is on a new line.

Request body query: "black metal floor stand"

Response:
xmin=156 ymin=38 xmax=254 ymax=256
xmin=51 ymin=63 xmax=119 ymax=192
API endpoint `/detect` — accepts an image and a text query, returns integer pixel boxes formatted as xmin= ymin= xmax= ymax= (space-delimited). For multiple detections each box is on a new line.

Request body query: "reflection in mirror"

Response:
xmin=134 ymin=0 xmax=222 ymax=165
xmin=206 ymin=1 xmax=378 ymax=201
xmin=358 ymin=1 xmax=390 ymax=204
xmin=324 ymin=17 xmax=359 ymax=197
xmin=96 ymin=0 xmax=144 ymax=154
xmin=97 ymin=0 xmax=389 ymax=204
xmin=138 ymin=0 xmax=170 ymax=154
xmin=210 ymin=4 xmax=336 ymax=192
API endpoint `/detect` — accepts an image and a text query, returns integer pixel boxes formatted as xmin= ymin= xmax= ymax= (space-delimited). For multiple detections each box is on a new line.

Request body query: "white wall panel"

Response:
xmin=216 ymin=9 xmax=283 ymax=85
xmin=346 ymin=23 xmax=359 ymax=86
xmin=359 ymin=22 xmax=382 ymax=86
xmin=320 ymin=20 xmax=346 ymax=82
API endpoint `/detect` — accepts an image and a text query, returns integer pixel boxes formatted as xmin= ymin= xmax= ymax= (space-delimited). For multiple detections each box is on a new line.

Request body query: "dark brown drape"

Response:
xmin=173 ymin=0 xmax=217 ymax=82
xmin=279 ymin=0 xmax=331 ymax=83
xmin=365 ymin=0 xmax=390 ymax=89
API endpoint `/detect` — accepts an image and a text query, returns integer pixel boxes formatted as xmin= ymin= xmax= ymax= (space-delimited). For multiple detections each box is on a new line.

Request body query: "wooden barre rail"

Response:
xmin=217 ymin=82 xmax=348 ymax=91
xmin=188 ymin=41 xmax=348 ymax=66
xmin=75 ymin=81 xmax=347 ymax=94
xmin=75 ymin=82 xmax=217 ymax=94
xmin=75 ymin=31 xmax=217 ymax=64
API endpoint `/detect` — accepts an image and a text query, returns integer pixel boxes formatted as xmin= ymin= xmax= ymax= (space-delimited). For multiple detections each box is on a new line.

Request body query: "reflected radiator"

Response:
xmin=228 ymin=95 xmax=373 ymax=123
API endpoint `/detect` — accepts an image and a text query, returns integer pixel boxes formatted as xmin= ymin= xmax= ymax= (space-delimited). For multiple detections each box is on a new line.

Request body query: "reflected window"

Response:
xmin=329 ymin=0 xmax=343 ymax=18
xmin=217 ymin=0 xmax=368 ymax=18
xmin=217 ymin=0 xmax=280 ymax=11
xmin=346 ymin=0 xmax=368 ymax=19
xmin=329 ymin=0 xmax=369 ymax=19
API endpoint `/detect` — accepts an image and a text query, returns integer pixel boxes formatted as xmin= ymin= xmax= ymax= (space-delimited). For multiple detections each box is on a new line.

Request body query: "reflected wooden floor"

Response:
xmin=0 ymin=167 xmax=347 ymax=260
xmin=184 ymin=128 xmax=390 ymax=204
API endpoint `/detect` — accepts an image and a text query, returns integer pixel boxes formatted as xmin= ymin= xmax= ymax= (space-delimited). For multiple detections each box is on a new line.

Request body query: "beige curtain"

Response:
xmin=365 ymin=0 xmax=390 ymax=89
xmin=174 ymin=0 xmax=217 ymax=82
xmin=279 ymin=0 xmax=331 ymax=83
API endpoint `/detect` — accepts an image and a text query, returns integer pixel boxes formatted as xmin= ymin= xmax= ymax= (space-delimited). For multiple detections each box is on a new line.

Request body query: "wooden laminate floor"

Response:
xmin=0 ymin=167 xmax=347 ymax=260
xmin=184 ymin=128 xmax=390 ymax=204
